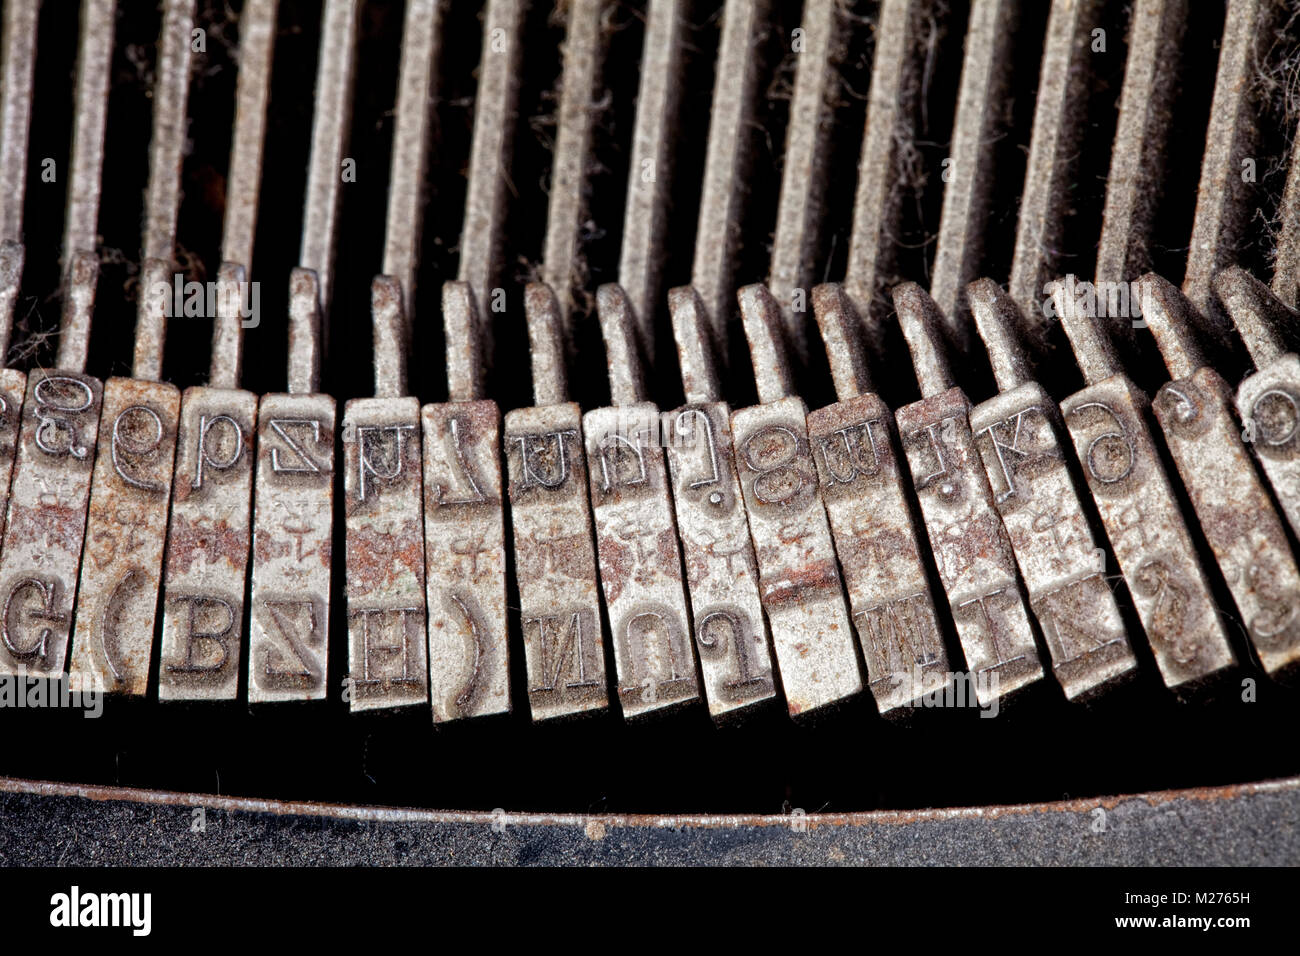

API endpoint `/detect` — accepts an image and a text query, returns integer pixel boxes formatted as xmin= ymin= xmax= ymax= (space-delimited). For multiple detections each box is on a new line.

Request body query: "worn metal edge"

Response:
xmin=0 ymin=774 xmax=1293 ymax=829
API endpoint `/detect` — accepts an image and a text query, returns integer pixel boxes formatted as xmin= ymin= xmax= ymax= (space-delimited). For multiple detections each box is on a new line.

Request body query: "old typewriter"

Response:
xmin=0 ymin=0 xmax=1298 ymax=865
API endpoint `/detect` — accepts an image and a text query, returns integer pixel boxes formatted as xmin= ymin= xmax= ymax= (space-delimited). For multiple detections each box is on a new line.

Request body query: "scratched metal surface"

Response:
xmin=0 ymin=775 xmax=1296 ymax=865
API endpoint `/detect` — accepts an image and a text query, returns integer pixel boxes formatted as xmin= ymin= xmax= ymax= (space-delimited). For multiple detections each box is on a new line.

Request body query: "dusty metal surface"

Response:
xmin=0 ymin=369 xmax=103 ymax=677
xmin=342 ymin=389 xmax=427 ymax=712
xmin=1219 ymin=268 xmax=1300 ymax=542
xmin=423 ymin=285 xmax=509 ymax=723
xmin=0 ymin=252 xmax=104 ymax=682
xmin=159 ymin=384 xmax=257 ymax=701
xmin=250 ymin=391 xmax=335 ymax=704
xmin=809 ymin=284 xmax=949 ymax=713
xmin=0 ymin=0 xmax=38 ymax=247
xmin=1182 ymin=0 xmax=1279 ymax=323
xmin=766 ymin=0 xmax=844 ymax=354
xmin=1055 ymin=281 xmax=1235 ymax=688
xmin=585 ymin=396 xmax=699 ymax=718
xmin=1007 ymin=0 xmax=1099 ymax=324
xmin=893 ymin=284 xmax=1042 ymax=704
xmin=1094 ymin=0 xmax=1185 ymax=287
xmin=70 ymin=0 xmax=189 ymax=696
xmin=0 ymin=366 xmax=25 ymax=543
xmin=2 ymin=774 xmax=1296 ymax=866
xmin=665 ymin=287 xmax=776 ymax=720
xmin=422 ymin=398 xmax=508 ymax=722
xmin=586 ymin=287 xmax=699 ymax=717
xmin=732 ymin=285 xmax=862 ymax=716
xmin=616 ymin=0 xmax=683 ymax=360
xmin=343 ymin=278 xmax=428 ymax=713
xmin=159 ymin=265 xmax=257 ymax=703
xmin=299 ymin=0 xmax=358 ymax=321
xmin=62 ymin=0 xmax=116 ymax=278
xmin=968 ymin=280 xmax=1136 ymax=699
xmin=541 ymin=0 xmax=607 ymax=331
xmin=141 ymin=0 xmax=195 ymax=267
xmin=929 ymin=0 xmax=1017 ymax=329
xmin=222 ymin=0 xmax=277 ymax=273
xmin=692 ymin=0 xmax=767 ymax=347
xmin=0 ymin=240 xmax=21 ymax=367
xmin=68 ymin=378 xmax=180 ymax=695
xmin=1275 ymin=107 xmax=1300 ymax=310
xmin=250 ymin=271 xmax=335 ymax=704
xmin=457 ymin=0 xmax=523 ymax=335
xmin=507 ymin=285 xmax=608 ymax=721
xmin=0 ymin=0 xmax=1297 ymax=842
xmin=844 ymin=0 xmax=934 ymax=347
xmin=381 ymin=0 xmax=442 ymax=317
xmin=1144 ymin=276 xmax=1300 ymax=676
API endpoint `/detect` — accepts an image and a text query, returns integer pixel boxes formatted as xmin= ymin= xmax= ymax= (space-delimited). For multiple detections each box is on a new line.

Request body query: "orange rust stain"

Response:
xmin=346 ymin=520 xmax=423 ymax=594
xmin=762 ymin=560 xmax=839 ymax=606
xmin=596 ymin=532 xmax=633 ymax=605
xmin=6 ymin=503 xmax=85 ymax=553
xmin=165 ymin=514 xmax=250 ymax=576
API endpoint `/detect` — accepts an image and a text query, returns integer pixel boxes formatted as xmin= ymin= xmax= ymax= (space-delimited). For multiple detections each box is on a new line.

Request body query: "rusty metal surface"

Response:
xmin=142 ymin=0 xmax=196 ymax=266
xmin=666 ymin=400 xmax=776 ymax=718
xmin=1143 ymin=278 xmax=1300 ymax=676
xmin=382 ymin=0 xmax=442 ymax=316
xmin=929 ymin=0 xmax=1017 ymax=328
xmin=691 ymin=0 xmax=767 ymax=348
xmin=423 ymin=398 xmax=510 ymax=722
xmin=0 ymin=0 xmax=38 ymax=245
xmin=968 ymin=281 xmax=1136 ymax=699
xmin=159 ymin=386 xmax=257 ymax=701
xmin=733 ymin=286 xmax=861 ymax=716
xmin=62 ymin=0 xmax=116 ymax=274
xmin=541 ymin=0 xmax=607 ymax=330
xmin=585 ymin=287 xmax=699 ymax=717
xmin=0 ymin=370 xmax=103 ymax=678
xmin=1007 ymin=0 xmax=1100 ymax=324
xmin=506 ymin=401 xmax=608 ymax=720
xmin=342 ymin=395 xmax=428 ymax=712
xmin=422 ymin=284 xmax=509 ymax=722
xmin=507 ymin=283 xmax=608 ymax=721
xmin=1152 ymin=364 xmax=1300 ymax=676
xmin=893 ymin=285 xmax=1042 ymax=704
xmin=617 ymin=0 xmax=683 ymax=360
xmin=2 ymin=774 xmax=1296 ymax=866
xmin=767 ymin=0 xmax=844 ymax=354
xmin=249 ymin=393 xmax=335 ymax=703
xmin=1219 ymin=268 xmax=1300 ymax=541
xmin=664 ymin=287 xmax=776 ymax=719
xmin=0 ymin=0 xmax=1298 ymax=841
xmin=221 ymin=0 xmax=277 ymax=274
xmin=68 ymin=378 xmax=180 ymax=696
xmin=809 ymin=284 xmax=949 ymax=712
xmin=0 ymin=367 xmax=25 ymax=543
xmin=1055 ymin=281 xmax=1235 ymax=688
xmin=585 ymin=400 xmax=699 ymax=718
xmin=844 ymin=0 xmax=934 ymax=347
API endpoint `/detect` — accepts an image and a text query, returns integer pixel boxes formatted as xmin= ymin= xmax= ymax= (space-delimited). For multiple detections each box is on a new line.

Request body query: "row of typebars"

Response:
xmin=0 ymin=0 xmax=1297 ymax=722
